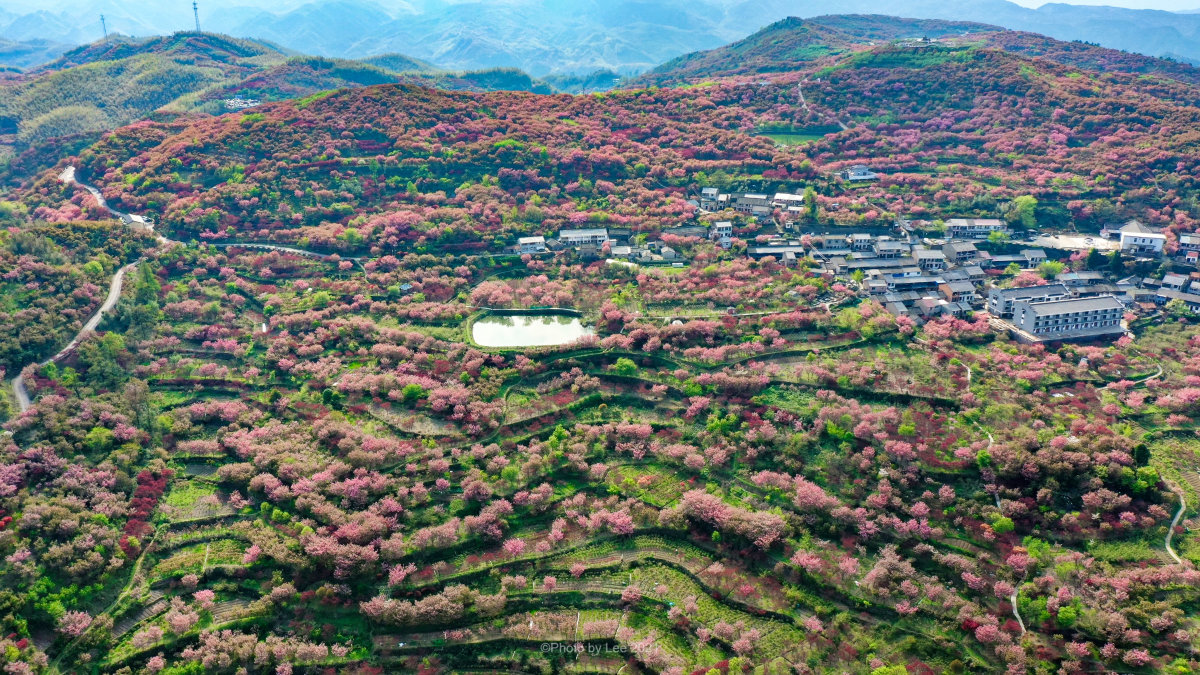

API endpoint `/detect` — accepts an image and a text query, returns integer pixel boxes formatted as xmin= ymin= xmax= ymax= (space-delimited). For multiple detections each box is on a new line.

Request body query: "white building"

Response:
xmin=772 ymin=193 xmax=806 ymax=207
xmin=944 ymin=218 xmax=1007 ymax=240
xmin=517 ymin=236 xmax=546 ymax=254
xmin=840 ymin=165 xmax=879 ymax=182
xmin=557 ymin=228 xmax=609 ymax=247
xmin=1012 ymin=295 xmax=1124 ymax=341
xmin=1119 ymin=227 xmax=1166 ymax=256
xmin=987 ymin=283 xmax=1069 ymax=317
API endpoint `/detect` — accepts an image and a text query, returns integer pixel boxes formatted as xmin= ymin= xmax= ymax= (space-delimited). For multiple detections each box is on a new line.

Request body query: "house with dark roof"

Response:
xmin=1055 ymin=271 xmax=1105 ymax=287
xmin=1161 ymin=273 xmax=1190 ymax=292
xmin=987 ymin=284 xmax=1070 ymax=318
xmin=939 ymin=280 xmax=978 ymax=304
xmin=942 ymin=241 xmax=979 ymax=265
xmin=1157 ymin=288 xmax=1200 ymax=312
xmin=913 ymin=249 xmax=947 ymax=272
xmin=1020 ymin=249 xmax=1047 ymax=266
xmin=1011 ymin=295 xmax=1125 ymax=342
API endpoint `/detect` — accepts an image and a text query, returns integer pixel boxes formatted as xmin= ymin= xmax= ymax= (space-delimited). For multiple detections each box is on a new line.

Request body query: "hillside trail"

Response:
xmin=797 ymin=80 xmax=848 ymax=131
xmin=10 ymin=261 xmax=139 ymax=413
xmin=1165 ymin=480 xmax=1187 ymax=565
xmin=8 ymin=167 xmax=360 ymax=414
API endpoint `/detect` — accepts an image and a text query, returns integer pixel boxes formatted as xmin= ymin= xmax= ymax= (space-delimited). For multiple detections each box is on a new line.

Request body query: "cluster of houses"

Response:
xmin=746 ymin=226 xmax=1148 ymax=343
xmin=223 ymin=97 xmax=262 ymax=111
xmin=506 ymin=194 xmax=1200 ymax=343
xmin=515 ymin=227 xmax=683 ymax=264
xmin=696 ymin=189 xmax=840 ymax=221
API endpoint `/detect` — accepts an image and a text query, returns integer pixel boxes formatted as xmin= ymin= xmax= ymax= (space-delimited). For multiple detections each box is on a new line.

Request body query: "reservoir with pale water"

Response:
xmin=472 ymin=312 xmax=595 ymax=348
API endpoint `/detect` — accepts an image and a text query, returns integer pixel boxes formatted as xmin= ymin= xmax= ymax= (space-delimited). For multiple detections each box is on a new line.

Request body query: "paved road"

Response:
xmin=1010 ymin=590 xmax=1026 ymax=634
xmin=11 ymin=261 xmax=139 ymax=413
xmin=1165 ymin=481 xmax=1187 ymax=565
xmin=8 ymin=166 xmax=366 ymax=413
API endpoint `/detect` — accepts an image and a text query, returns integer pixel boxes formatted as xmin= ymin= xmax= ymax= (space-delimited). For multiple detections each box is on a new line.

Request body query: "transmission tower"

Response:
xmin=101 ymin=14 xmax=108 ymax=39
xmin=193 ymin=1 xmax=201 ymax=32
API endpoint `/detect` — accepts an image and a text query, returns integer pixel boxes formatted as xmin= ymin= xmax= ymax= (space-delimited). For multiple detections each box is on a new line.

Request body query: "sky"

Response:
xmin=3 ymin=0 xmax=1199 ymax=9
xmin=1009 ymin=0 xmax=1197 ymax=6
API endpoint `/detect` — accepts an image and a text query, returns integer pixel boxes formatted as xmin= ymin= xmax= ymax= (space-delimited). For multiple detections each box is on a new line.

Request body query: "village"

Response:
xmin=509 ymin=180 xmax=1199 ymax=345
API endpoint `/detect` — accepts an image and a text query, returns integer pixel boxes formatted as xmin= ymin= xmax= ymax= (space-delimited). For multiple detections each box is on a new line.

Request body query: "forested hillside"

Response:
xmin=0 ymin=202 xmax=155 ymax=383
xmin=0 ymin=33 xmax=288 ymax=148
xmin=42 ymin=27 xmax=1199 ymax=252
xmin=1 ymin=13 xmax=1200 ymax=675
xmin=636 ymin=15 xmax=1200 ymax=87
xmin=0 ymin=32 xmax=555 ymax=173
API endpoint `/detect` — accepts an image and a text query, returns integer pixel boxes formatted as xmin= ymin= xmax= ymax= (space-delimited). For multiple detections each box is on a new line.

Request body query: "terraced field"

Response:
xmin=7 ymin=239 xmax=1199 ymax=675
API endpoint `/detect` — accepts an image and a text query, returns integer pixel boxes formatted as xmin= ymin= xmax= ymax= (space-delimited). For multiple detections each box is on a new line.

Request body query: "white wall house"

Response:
xmin=1120 ymin=231 xmax=1165 ymax=256
xmin=557 ymin=228 xmax=609 ymax=247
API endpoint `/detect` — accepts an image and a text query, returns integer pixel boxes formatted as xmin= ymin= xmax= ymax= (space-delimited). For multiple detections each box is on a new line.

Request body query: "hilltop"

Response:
xmin=31 ymin=24 xmax=1194 ymax=250
xmin=34 ymin=32 xmax=290 ymax=72
xmin=634 ymin=15 xmax=1200 ymax=87
xmin=10 ymin=0 xmax=1200 ymax=75
xmin=0 ymin=32 xmax=556 ymax=175
xmin=0 ymin=33 xmax=292 ymax=149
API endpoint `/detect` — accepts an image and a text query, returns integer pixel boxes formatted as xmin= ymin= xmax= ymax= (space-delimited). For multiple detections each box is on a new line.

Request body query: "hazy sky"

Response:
xmin=1011 ymin=0 xmax=1197 ymax=6
xmin=3 ymin=0 xmax=1200 ymax=10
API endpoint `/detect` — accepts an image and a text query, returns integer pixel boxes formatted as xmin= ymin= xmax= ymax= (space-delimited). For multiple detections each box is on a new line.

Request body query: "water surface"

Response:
xmin=472 ymin=313 xmax=595 ymax=347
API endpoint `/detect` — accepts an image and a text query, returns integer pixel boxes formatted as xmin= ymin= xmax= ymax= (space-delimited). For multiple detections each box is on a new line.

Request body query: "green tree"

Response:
xmin=611 ymin=358 xmax=638 ymax=377
xmin=1056 ymin=603 xmax=1079 ymax=628
xmin=1037 ymin=261 xmax=1065 ymax=279
xmin=1165 ymin=298 xmax=1191 ymax=318
xmin=77 ymin=332 xmax=127 ymax=389
xmin=1107 ymin=250 xmax=1124 ymax=275
xmin=401 ymin=383 xmax=428 ymax=403
xmin=82 ymin=260 xmax=104 ymax=277
xmin=1133 ymin=443 xmax=1150 ymax=467
xmin=84 ymin=427 xmax=114 ymax=453
xmin=804 ymin=186 xmax=818 ymax=220
xmin=1008 ymin=195 xmax=1038 ymax=229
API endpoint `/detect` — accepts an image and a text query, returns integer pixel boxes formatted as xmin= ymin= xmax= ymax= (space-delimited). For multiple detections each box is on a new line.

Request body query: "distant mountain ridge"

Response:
xmin=0 ymin=37 xmax=73 ymax=71
xmin=4 ymin=0 xmax=1200 ymax=75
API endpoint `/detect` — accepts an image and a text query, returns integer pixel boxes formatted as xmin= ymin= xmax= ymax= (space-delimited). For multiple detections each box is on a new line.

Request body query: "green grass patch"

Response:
xmin=1085 ymin=539 xmax=1157 ymax=563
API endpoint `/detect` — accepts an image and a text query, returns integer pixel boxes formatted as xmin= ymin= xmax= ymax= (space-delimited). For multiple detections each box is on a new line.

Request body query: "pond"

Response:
xmin=472 ymin=313 xmax=595 ymax=348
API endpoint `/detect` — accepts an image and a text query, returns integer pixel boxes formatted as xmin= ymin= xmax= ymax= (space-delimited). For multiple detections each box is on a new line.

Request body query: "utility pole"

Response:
xmin=100 ymin=14 xmax=108 ymax=40
xmin=192 ymin=1 xmax=201 ymax=33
